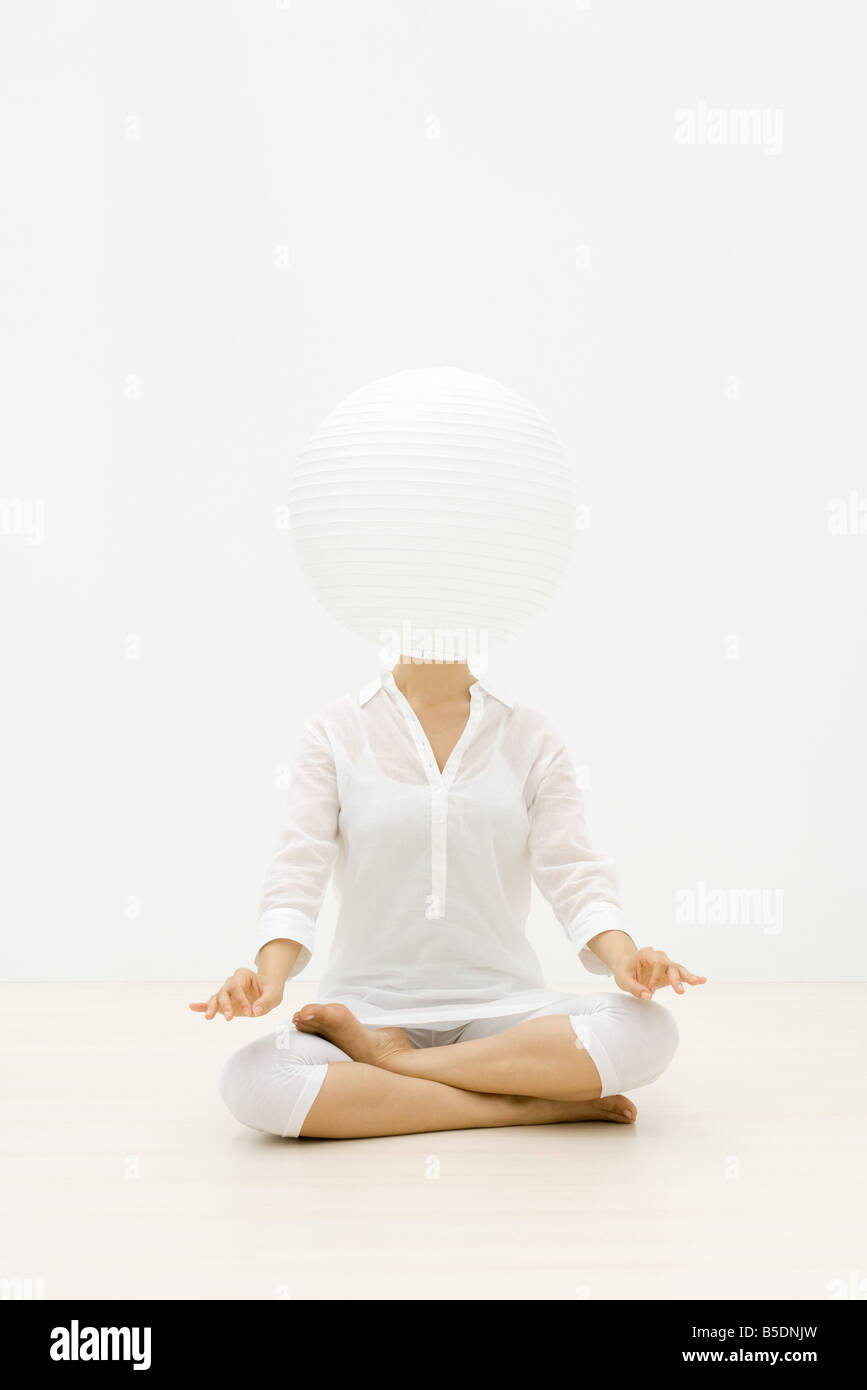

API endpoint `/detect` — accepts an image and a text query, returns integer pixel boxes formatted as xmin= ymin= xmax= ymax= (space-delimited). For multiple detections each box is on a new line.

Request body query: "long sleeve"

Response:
xmin=526 ymin=735 xmax=626 ymax=977
xmin=254 ymin=719 xmax=340 ymax=977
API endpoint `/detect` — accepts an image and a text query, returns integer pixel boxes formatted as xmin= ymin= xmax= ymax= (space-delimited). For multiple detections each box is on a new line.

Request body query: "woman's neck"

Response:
xmin=391 ymin=659 xmax=475 ymax=706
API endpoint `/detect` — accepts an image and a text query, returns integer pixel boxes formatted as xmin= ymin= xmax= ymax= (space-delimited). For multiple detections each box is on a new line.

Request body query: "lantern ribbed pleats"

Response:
xmin=289 ymin=368 xmax=576 ymax=648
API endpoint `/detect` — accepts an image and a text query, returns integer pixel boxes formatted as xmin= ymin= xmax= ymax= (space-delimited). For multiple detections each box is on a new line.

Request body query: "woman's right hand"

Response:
xmin=189 ymin=968 xmax=285 ymax=1021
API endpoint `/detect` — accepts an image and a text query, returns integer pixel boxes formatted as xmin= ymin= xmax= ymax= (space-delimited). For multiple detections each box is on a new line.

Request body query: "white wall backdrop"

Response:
xmin=2 ymin=0 xmax=865 ymax=982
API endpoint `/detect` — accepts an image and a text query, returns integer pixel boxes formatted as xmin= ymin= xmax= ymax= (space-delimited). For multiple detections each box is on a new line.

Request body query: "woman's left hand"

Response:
xmin=614 ymin=947 xmax=706 ymax=1001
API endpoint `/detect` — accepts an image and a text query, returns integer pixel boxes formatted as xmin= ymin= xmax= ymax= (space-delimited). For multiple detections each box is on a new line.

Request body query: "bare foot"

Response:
xmin=570 ymin=1094 xmax=637 ymax=1124
xmin=292 ymin=1002 xmax=414 ymax=1065
xmin=513 ymin=1092 xmax=637 ymax=1126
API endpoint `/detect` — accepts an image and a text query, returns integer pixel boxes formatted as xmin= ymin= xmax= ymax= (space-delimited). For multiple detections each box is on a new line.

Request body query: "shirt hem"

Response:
xmin=318 ymin=987 xmax=594 ymax=1029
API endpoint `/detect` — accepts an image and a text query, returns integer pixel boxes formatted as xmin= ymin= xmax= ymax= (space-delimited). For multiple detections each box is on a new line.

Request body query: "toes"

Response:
xmin=292 ymin=1002 xmax=355 ymax=1038
xmin=606 ymin=1094 xmax=637 ymax=1124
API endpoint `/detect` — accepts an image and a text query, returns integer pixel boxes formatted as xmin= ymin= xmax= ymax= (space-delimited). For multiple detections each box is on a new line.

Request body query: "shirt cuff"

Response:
xmin=254 ymin=908 xmax=315 ymax=977
xmin=565 ymin=902 xmax=628 ymax=977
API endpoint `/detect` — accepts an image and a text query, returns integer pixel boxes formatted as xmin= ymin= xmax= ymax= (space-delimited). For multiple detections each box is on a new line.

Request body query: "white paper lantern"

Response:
xmin=289 ymin=367 xmax=576 ymax=657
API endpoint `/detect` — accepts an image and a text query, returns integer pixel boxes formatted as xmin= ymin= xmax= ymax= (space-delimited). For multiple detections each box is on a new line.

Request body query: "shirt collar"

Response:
xmin=472 ymin=676 xmax=513 ymax=710
xmin=358 ymin=672 xmax=513 ymax=710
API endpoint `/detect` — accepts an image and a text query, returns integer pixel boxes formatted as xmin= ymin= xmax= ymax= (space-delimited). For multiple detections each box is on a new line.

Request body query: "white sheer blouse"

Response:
xmin=255 ymin=672 xmax=625 ymax=1027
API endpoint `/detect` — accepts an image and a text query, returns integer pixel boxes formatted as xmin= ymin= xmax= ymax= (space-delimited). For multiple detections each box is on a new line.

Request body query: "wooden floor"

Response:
xmin=1 ymin=981 xmax=864 ymax=1301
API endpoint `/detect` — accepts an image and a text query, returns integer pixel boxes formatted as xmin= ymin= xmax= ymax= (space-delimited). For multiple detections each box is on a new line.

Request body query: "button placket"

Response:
xmin=384 ymin=675 xmax=486 ymax=924
xmin=428 ymin=783 xmax=448 ymax=920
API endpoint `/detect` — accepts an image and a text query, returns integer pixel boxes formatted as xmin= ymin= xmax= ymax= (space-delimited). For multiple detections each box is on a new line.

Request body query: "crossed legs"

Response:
xmin=219 ymin=993 xmax=679 ymax=1141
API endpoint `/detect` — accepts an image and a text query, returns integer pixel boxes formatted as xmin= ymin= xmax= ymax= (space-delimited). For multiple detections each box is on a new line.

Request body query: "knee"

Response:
xmin=639 ymin=999 xmax=679 ymax=1082
xmin=219 ymin=1036 xmax=277 ymax=1133
xmin=219 ymin=1030 xmax=335 ymax=1138
xmin=594 ymin=994 xmax=679 ymax=1091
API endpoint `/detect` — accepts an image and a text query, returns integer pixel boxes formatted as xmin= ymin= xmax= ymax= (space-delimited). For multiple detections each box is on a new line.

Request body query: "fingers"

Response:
xmin=648 ymin=958 xmax=670 ymax=992
xmin=251 ymin=978 xmax=268 ymax=1016
xmin=221 ymin=979 xmax=254 ymax=1019
xmin=619 ymin=972 xmax=653 ymax=1002
xmin=192 ymin=971 xmax=284 ymax=1021
xmin=654 ymin=960 xmax=707 ymax=995
xmin=192 ymin=971 xmax=259 ymax=1021
xmin=231 ymin=977 xmax=257 ymax=1017
xmin=188 ymin=991 xmax=222 ymax=1019
xmin=629 ymin=950 xmax=707 ymax=1000
xmin=674 ymin=963 xmax=707 ymax=986
xmin=632 ymin=949 xmax=665 ymax=997
xmin=252 ymin=983 xmax=280 ymax=1017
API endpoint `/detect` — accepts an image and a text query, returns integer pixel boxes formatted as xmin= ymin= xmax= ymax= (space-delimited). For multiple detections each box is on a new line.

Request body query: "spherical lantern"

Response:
xmin=289 ymin=367 xmax=576 ymax=660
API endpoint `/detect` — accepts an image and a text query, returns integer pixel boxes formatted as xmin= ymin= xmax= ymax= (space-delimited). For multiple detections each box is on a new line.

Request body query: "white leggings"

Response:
xmin=219 ymin=992 xmax=679 ymax=1139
